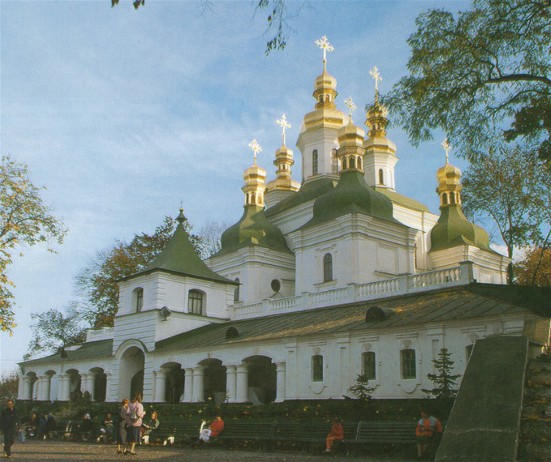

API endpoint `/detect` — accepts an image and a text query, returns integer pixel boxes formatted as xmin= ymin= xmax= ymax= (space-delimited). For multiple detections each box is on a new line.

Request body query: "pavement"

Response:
xmin=3 ymin=440 xmax=422 ymax=461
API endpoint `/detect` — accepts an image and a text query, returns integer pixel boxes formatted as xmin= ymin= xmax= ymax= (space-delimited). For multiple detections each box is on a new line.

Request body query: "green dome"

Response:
xmin=219 ymin=205 xmax=291 ymax=254
xmin=304 ymin=171 xmax=395 ymax=227
xmin=430 ymin=206 xmax=492 ymax=252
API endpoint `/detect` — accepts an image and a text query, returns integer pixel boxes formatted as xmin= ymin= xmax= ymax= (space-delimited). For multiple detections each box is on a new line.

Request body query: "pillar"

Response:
xmin=153 ymin=369 xmax=167 ymax=403
xmin=20 ymin=376 xmax=31 ymax=401
xmin=104 ymin=373 xmax=113 ymax=402
xmin=42 ymin=375 xmax=52 ymax=402
xmin=235 ymin=364 xmax=249 ymax=403
xmin=275 ymin=362 xmax=286 ymax=402
xmin=192 ymin=366 xmax=204 ymax=402
xmin=182 ymin=368 xmax=193 ymax=403
xmin=225 ymin=365 xmax=237 ymax=403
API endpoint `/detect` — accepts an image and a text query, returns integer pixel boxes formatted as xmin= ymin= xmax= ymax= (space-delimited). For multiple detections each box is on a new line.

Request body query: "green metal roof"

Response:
xmin=122 ymin=211 xmax=233 ymax=284
xmin=265 ymin=177 xmax=336 ymax=217
xmin=375 ymin=187 xmax=431 ymax=213
xmin=155 ymin=284 xmax=550 ymax=353
xmin=19 ymin=339 xmax=113 ymax=368
xmin=430 ymin=205 xmax=493 ymax=253
xmin=218 ymin=205 xmax=291 ymax=255
xmin=302 ymin=171 xmax=397 ymax=228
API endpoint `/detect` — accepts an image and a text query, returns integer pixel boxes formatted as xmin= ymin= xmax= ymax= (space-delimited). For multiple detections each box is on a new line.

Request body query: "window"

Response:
xmin=362 ymin=352 xmax=376 ymax=380
xmin=357 ymin=157 xmax=362 ymax=170
xmin=312 ymin=355 xmax=324 ymax=382
xmin=331 ymin=149 xmax=338 ymax=174
xmin=323 ymin=253 xmax=333 ymax=282
xmin=234 ymin=278 xmax=240 ymax=303
xmin=442 ymin=193 xmax=448 ymax=205
xmin=349 ymin=156 xmax=356 ymax=169
xmin=378 ymin=169 xmax=384 ymax=185
xmin=188 ymin=289 xmax=204 ymax=315
xmin=313 ymin=150 xmax=318 ymax=175
xmin=133 ymin=288 xmax=143 ymax=313
xmin=401 ymin=349 xmax=416 ymax=379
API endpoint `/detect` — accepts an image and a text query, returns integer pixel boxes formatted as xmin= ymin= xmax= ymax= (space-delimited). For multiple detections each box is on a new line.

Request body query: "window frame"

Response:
xmin=400 ymin=348 xmax=416 ymax=379
xmin=188 ymin=289 xmax=205 ymax=315
xmin=362 ymin=351 xmax=376 ymax=380
xmin=323 ymin=253 xmax=333 ymax=282
xmin=312 ymin=354 xmax=324 ymax=382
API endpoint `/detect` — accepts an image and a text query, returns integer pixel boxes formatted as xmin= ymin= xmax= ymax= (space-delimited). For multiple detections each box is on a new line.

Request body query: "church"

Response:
xmin=18 ymin=37 xmax=549 ymax=405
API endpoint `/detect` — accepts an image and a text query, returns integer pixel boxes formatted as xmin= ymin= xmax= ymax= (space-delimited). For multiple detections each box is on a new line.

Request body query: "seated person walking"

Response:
xmin=416 ymin=409 xmax=443 ymax=460
xmin=325 ymin=417 xmax=344 ymax=453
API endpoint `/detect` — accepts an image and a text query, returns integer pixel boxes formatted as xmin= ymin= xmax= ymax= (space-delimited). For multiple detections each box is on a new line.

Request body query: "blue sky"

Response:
xmin=0 ymin=0 xmax=474 ymax=375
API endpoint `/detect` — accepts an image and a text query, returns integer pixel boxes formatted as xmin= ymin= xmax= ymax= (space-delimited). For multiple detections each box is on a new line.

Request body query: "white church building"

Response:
xmin=19 ymin=38 xmax=549 ymax=405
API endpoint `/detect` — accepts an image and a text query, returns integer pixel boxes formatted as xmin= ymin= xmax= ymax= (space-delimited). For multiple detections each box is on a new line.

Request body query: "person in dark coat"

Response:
xmin=0 ymin=399 xmax=19 ymax=458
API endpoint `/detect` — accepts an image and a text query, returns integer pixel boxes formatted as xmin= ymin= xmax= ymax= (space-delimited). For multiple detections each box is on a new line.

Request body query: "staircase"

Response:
xmin=518 ymin=356 xmax=551 ymax=461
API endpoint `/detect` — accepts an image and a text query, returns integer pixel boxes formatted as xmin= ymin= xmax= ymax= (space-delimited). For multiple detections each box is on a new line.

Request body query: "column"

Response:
xmin=43 ymin=375 xmax=52 ymax=402
xmin=275 ymin=362 xmax=286 ymax=402
xmin=57 ymin=374 xmax=69 ymax=401
xmin=104 ymin=373 xmax=113 ymax=402
xmin=235 ymin=364 xmax=249 ymax=403
xmin=182 ymin=368 xmax=193 ymax=403
xmin=191 ymin=366 xmax=204 ymax=403
xmin=88 ymin=372 xmax=96 ymax=401
xmin=80 ymin=373 xmax=89 ymax=396
xmin=19 ymin=376 xmax=30 ymax=401
xmin=153 ymin=369 xmax=167 ymax=403
xmin=226 ymin=365 xmax=237 ymax=403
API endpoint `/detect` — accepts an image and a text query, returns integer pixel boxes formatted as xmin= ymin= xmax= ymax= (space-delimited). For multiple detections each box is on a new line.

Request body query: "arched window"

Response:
xmin=349 ymin=156 xmax=356 ymax=169
xmin=234 ymin=278 xmax=240 ymax=303
xmin=400 ymin=349 xmax=416 ymax=379
xmin=357 ymin=157 xmax=363 ymax=170
xmin=378 ymin=169 xmax=384 ymax=185
xmin=362 ymin=351 xmax=376 ymax=380
xmin=331 ymin=149 xmax=338 ymax=174
xmin=133 ymin=288 xmax=144 ymax=313
xmin=312 ymin=150 xmax=318 ymax=175
xmin=343 ymin=157 xmax=348 ymax=170
xmin=442 ymin=193 xmax=448 ymax=205
xmin=450 ymin=192 xmax=456 ymax=204
xmin=312 ymin=355 xmax=323 ymax=382
xmin=188 ymin=289 xmax=205 ymax=315
xmin=323 ymin=253 xmax=333 ymax=282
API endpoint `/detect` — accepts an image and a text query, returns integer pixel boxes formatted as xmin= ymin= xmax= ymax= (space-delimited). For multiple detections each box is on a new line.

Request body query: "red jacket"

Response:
xmin=210 ymin=419 xmax=224 ymax=437
xmin=328 ymin=422 xmax=344 ymax=440
xmin=416 ymin=416 xmax=442 ymax=437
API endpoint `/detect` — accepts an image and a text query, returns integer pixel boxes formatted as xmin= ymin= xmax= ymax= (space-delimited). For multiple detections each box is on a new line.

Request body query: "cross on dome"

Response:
xmin=344 ymin=97 xmax=356 ymax=119
xmin=441 ymin=138 xmax=451 ymax=163
xmin=369 ymin=66 xmax=382 ymax=93
xmin=248 ymin=139 xmax=262 ymax=164
xmin=276 ymin=114 xmax=291 ymax=146
xmin=315 ymin=35 xmax=334 ymax=68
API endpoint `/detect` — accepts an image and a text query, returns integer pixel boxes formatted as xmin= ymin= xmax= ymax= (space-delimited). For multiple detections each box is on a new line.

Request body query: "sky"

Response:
xmin=0 ymin=0 xmax=478 ymax=376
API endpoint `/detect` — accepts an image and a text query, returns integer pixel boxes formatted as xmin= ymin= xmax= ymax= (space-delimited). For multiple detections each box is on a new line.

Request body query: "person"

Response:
xmin=116 ymin=399 xmax=129 ymax=454
xmin=75 ymin=413 xmax=93 ymax=441
xmin=324 ymin=417 xmax=344 ymax=453
xmin=125 ymin=393 xmax=146 ymax=455
xmin=196 ymin=415 xmax=224 ymax=445
xmin=416 ymin=409 xmax=443 ymax=460
xmin=38 ymin=413 xmax=57 ymax=440
xmin=25 ymin=412 xmax=39 ymax=438
xmin=96 ymin=412 xmax=114 ymax=443
xmin=141 ymin=410 xmax=160 ymax=444
xmin=0 ymin=399 xmax=19 ymax=459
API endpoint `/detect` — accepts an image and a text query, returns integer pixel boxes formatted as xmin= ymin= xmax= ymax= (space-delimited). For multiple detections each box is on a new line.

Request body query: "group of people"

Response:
xmin=115 ymin=393 xmax=160 ymax=455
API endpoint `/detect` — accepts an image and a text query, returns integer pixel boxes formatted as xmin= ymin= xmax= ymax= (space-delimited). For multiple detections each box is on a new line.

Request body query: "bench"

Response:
xmin=267 ymin=421 xmax=332 ymax=454
xmin=215 ymin=420 xmax=275 ymax=450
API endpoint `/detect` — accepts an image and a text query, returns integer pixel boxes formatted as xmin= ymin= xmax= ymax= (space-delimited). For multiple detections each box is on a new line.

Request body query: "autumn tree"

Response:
xmin=0 ymin=155 xmax=67 ymax=333
xmin=76 ymin=215 xmax=202 ymax=328
xmin=0 ymin=371 xmax=19 ymax=401
xmin=422 ymin=348 xmax=461 ymax=400
xmin=385 ymin=0 xmax=551 ymax=167
xmin=24 ymin=305 xmax=87 ymax=360
xmin=516 ymin=247 xmax=551 ymax=287
xmin=461 ymin=146 xmax=550 ymax=276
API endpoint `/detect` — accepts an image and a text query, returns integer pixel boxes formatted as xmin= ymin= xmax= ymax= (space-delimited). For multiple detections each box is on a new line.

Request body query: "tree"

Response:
xmin=24 ymin=306 xmax=87 ymax=360
xmin=385 ymin=0 xmax=551 ymax=167
xmin=0 ymin=371 xmax=19 ymax=401
xmin=198 ymin=220 xmax=229 ymax=259
xmin=76 ymin=215 xmax=202 ymax=328
xmin=345 ymin=374 xmax=376 ymax=402
xmin=0 ymin=155 xmax=67 ymax=334
xmin=110 ymin=0 xmax=309 ymax=55
xmin=461 ymin=146 xmax=550 ymax=275
xmin=516 ymin=247 xmax=551 ymax=287
xmin=421 ymin=348 xmax=461 ymax=400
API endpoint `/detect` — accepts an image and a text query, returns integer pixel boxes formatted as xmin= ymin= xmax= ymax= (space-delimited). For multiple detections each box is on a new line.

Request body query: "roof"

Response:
xmin=375 ymin=187 xmax=431 ymax=213
xmin=155 ymin=284 xmax=551 ymax=353
xmin=20 ymin=339 xmax=113 ymax=368
xmin=121 ymin=212 xmax=234 ymax=284
xmin=302 ymin=171 xmax=397 ymax=229
xmin=217 ymin=205 xmax=292 ymax=255
xmin=265 ymin=177 xmax=336 ymax=217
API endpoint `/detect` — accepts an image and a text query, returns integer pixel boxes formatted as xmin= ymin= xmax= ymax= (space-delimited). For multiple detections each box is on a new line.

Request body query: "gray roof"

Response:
xmin=20 ymin=339 xmax=113 ymax=368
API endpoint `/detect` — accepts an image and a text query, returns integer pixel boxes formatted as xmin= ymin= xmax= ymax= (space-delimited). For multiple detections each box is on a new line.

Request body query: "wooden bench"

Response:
xmin=267 ymin=421 xmax=332 ymax=454
xmin=215 ymin=420 xmax=275 ymax=450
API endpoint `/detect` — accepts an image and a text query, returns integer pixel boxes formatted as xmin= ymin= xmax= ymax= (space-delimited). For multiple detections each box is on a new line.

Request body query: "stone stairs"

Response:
xmin=519 ymin=356 xmax=551 ymax=461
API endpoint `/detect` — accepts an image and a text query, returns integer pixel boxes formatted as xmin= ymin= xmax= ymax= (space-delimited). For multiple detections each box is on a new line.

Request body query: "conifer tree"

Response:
xmin=422 ymin=348 xmax=461 ymax=400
